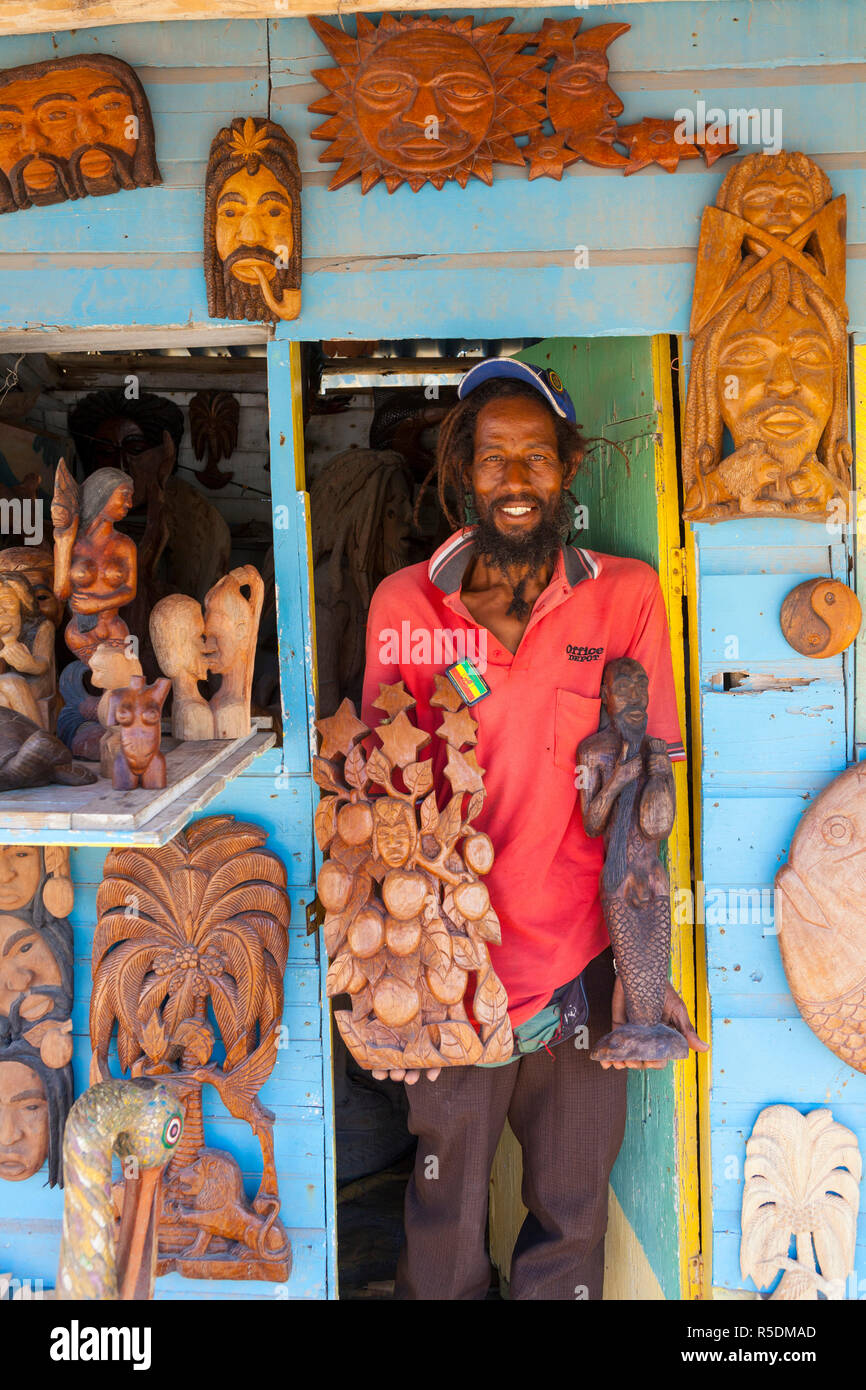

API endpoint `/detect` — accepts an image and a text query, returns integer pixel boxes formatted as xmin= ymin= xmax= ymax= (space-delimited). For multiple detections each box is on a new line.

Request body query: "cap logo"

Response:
xmin=548 ymin=370 xmax=564 ymax=393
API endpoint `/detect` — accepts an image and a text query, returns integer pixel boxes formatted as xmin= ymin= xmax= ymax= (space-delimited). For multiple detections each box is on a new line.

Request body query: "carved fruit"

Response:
xmin=337 ymin=800 xmax=373 ymax=846
xmin=385 ymin=914 xmax=422 ymax=956
xmin=382 ymin=869 xmax=428 ymax=921
xmin=43 ymin=876 xmax=74 ymax=918
xmin=39 ymin=1028 xmax=74 ymax=1068
xmin=426 ymin=961 xmax=469 ymax=1005
xmin=453 ymin=880 xmax=490 ymax=921
xmin=347 ymin=907 xmax=385 ymax=959
xmin=463 ymin=832 xmax=494 ymax=876
xmin=318 ymin=859 xmax=353 ymax=912
xmin=372 ymin=975 xmax=420 ymax=1027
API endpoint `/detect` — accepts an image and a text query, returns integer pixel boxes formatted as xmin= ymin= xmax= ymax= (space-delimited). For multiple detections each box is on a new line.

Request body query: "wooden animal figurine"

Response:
xmin=204 ymin=565 xmax=264 ymax=738
xmin=314 ymin=680 xmax=513 ymax=1071
xmin=0 ymin=53 xmax=160 ymax=215
xmin=57 ymin=1079 xmax=185 ymax=1300
xmin=0 ymin=706 xmax=96 ymax=790
xmin=775 ymin=762 xmax=866 ymax=1073
xmin=91 ymin=815 xmax=292 ymax=1281
xmin=780 ymin=577 xmax=861 ymax=657
xmin=204 ymin=116 xmax=301 ymax=323
xmin=189 ymin=390 xmax=238 ymax=490
xmin=741 ymin=1106 xmax=860 ymax=1300
xmin=0 ymin=571 xmax=55 ymax=728
xmin=51 ymin=458 xmax=138 ymax=666
xmin=105 ymin=674 xmax=170 ymax=791
xmin=578 ymin=658 xmax=687 ymax=1062
xmin=308 ymin=14 xmax=546 ymax=194
xmin=683 ymin=151 xmax=850 ymax=522
xmin=149 ymin=594 xmax=216 ymax=740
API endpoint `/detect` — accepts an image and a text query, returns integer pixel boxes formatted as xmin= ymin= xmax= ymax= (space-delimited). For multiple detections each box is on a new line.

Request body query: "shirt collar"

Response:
xmin=427 ymin=525 xmax=601 ymax=595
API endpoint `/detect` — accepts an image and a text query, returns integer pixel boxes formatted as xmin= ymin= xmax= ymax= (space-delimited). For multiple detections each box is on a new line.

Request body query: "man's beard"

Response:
xmin=472 ymin=492 xmax=570 ymax=619
xmin=221 ymin=246 xmax=296 ymax=322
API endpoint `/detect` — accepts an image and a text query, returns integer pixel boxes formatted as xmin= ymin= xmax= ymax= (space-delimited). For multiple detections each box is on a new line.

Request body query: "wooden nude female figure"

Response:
xmin=578 ymin=657 xmax=687 ymax=1062
xmin=52 ymin=460 xmax=137 ymax=666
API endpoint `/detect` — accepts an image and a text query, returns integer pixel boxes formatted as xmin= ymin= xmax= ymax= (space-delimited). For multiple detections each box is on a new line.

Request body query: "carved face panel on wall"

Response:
xmin=204 ymin=116 xmax=301 ymax=323
xmin=682 ymin=150 xmax=851 ymax=522
xmin=537 ymin=19 xmax=630 ymax=168
xmin=0 ymin=1057 xmax=48 ymax=1180
xmin=308 ymin=14 xmax=546 ymax=193
xmin=0 ymin=54 xmax=160 ymax=214
xmin=0 ymin=914 xmax=62 ymax=1021
xmin=0 ymin=846 xmax=41 ymax=914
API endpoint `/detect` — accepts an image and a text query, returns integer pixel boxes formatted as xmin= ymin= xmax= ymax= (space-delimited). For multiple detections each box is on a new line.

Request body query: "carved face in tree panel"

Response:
xmin=308 ymin=14 xmax=546 ymax=193
xmin=0 ymin=1058 xmax=48 ymax=1180
xmin=372 ymin=798 xmax=417 ymax=869
xmin=0 ymin=54 xmax=160 ymax=214
xmin=204 ymin=116 xmax=301 ymax=324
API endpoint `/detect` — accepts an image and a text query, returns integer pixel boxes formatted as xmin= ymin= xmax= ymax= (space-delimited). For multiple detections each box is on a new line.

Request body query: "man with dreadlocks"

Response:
xmin=361 ymin=358 xmax=704 ymax=1300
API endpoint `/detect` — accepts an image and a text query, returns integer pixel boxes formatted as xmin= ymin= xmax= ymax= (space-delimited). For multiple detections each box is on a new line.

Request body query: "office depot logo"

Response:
xmin=378 ymin=622 xmax=488 ymax=673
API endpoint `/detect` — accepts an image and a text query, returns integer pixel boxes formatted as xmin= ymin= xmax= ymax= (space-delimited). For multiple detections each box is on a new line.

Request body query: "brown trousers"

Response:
xmin=395 ymin=948 xmax=628 ymax=1300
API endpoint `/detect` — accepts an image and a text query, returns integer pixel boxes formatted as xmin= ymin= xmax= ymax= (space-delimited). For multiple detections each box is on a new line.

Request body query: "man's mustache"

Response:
xmin=223 ymin=244 xmax=280 ymax=273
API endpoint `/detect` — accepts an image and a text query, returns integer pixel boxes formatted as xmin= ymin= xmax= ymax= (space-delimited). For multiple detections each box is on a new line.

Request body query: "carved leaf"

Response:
xmin=173 ymin=1017 xmax=215 ymax=1066
xmin=451 ymin=933 xmax=482 ymax=971
xmin=420 ymin=919 xmax=452 ymax=976
xmin=474 ymin=906 xmax=502 ymax=945
xmin=465 ymin=791 xmax=484 ymax=825
xmin=323 ymin=911 xmax=349 ymax=958
xmin=344 ymin=744 xmax=368 ymax=791
xmin=741 ymin=1105 xmax=862 ymax=1299
xmin=436 ymin=794 xmax=464 ymax=848
xmin=326 ymin=952 xmax=356 ymax=997
xmin=420 ymin=791 xmax=439 ymax=833
xmin=315 ymin=795 xmax=340 ymax=850
xmin=434 ymin=1020 xmax=483 ymax=1066
xmin=362 ymin=949 xmax=387 ymax=986
xmin=480 ymin=1018 xmax=514 ymax=1065
xmin=403 ymin=759 xmax=433 ymax=799
xmin=366 ymin=747 xmax=393 ymax=790
xmin=313 ymin=756 xmax=347 ymax=795
xmin=350 ymin=985 xmax=373 ymax=1019
xmin=472 ymin=966 xmax=508 ymax=1028
xmin=390 ymin=951 xmax=420 ymax=987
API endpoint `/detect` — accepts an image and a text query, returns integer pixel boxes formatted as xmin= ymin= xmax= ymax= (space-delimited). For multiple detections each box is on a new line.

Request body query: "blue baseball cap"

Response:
xmin=457 ymin=357 xmax=577 ymax=424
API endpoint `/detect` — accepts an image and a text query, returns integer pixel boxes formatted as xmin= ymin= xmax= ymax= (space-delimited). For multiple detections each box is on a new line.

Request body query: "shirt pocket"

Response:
xmin=553 ymin=688 xmax=602 ymax=773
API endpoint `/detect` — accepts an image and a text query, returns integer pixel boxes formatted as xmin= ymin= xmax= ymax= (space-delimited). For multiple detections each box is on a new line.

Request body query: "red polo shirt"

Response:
xmin=361 ymin=528 xmax=685 ymax=1029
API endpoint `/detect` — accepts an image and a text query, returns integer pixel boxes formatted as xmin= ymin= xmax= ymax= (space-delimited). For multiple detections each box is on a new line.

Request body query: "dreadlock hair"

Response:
xmin=716 ymin=150 xmax=832 ymax=220
xmin=683 ymin=259 xmax=850 ymax=517
xmin=418 ymin=378 xmax=586 ymax=529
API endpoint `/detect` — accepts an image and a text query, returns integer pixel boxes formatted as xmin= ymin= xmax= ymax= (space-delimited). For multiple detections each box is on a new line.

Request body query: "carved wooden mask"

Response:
xmin=204 ymin=116 xmax=301 ymax=323
xmin=0 ymin=53 xmax=160 ymax=214
xmin=308 ymin=13 xmax=546 ymax=193
xmin=535 ymin=18 xmax=629 ymax=170
xmin=683 ymin=150 xmax=850 ymax=523
xmin=0 ymin=845 xmax=74 ymax=1186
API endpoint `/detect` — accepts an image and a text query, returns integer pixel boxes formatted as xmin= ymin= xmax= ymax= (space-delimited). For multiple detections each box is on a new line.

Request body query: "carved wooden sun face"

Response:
xmin=309 ymin=14 xmax=546 ymax=193
xmin=718 ymin=301 xmax=833 ymax=467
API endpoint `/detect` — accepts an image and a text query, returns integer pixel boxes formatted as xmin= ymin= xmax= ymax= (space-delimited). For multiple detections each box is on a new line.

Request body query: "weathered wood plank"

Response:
xmin=702 ymin=687 xmax=846 ymax=772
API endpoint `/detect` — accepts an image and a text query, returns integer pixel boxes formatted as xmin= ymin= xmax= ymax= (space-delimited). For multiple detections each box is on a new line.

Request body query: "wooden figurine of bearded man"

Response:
xmin=578 ymin=658 xmax=687 ymax=1063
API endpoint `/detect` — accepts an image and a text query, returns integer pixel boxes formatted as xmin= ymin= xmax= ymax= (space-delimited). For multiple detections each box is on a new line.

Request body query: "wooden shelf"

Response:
xmin=0 ymin=729 xmax=276 ymax=847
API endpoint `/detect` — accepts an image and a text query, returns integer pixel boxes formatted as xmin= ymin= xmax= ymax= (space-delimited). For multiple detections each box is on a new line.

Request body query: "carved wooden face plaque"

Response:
xmin=683 ymin=151 xmax=851 ymax=523
xmin=314 ymin=681 xmax=513 ymax=1070
xmin=0 ymin=53 xmax=160 ymax=214
xmin=204 ymin=116 xmax=301 ymax=323
xmin=309 ymin=13 xmax=546 ymax=192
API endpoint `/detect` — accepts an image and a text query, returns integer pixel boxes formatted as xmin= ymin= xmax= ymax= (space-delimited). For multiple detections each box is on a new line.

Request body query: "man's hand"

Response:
xmin=372 ymin=1068 xmax=441 ymax=1084
xmin=598 ymin=977 xmax=708 ymax=1071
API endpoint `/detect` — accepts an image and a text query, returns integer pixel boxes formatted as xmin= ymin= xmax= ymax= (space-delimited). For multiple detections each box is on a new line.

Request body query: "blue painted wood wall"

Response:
xmin=1 ymin=0 xmax=864 ymax=1299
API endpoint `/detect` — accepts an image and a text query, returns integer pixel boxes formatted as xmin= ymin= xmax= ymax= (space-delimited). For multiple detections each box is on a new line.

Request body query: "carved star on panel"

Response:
xmin=372 ymin=681 xmax=416 ymax=719
xmin=316 ymin=698 xmax=370 ymax=760
xmin=376 ymin=710 xmax=431 ymax=769
xmin=443 ymin=746 xmax=486 ymax=796
xmin=430 ymin=673 xmax=463 ymax=712
xmin=616 ymin=117 xmax=738 ymax=175
xmin=522 ymin=130 xmax=582 ymax=181
xmin=533 ymin=17 xmax=586 ymax=60
xmin=435 ymin=706 xmax=479 ymax=750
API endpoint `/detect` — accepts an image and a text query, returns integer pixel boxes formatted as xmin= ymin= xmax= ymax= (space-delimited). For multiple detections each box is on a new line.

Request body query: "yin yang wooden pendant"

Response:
xmin=780 ymin=578 xmax=861 ymax=658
